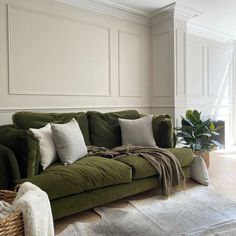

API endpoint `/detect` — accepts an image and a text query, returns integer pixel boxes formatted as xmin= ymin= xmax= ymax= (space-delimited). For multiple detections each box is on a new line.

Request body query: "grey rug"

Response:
xmin=58 ymin=186 xmax=236 ymax=236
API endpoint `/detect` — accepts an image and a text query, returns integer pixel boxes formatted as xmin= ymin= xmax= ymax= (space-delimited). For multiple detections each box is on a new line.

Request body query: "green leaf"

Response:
xmin=181 ymin=116 xmax=194 ymax=127
xmin=211 ymin=131 xmax=219 ymax=136
xmin=197 ymin=118 xmax=211 ymax=130
xmin=196 ymin=132 xmax=211 ymax=137
xmin=209 ymin=122 xmax=215 ymax=131
xmin=192 ymin=110 xmax=201 ymax=123
xmin=176 ymin=132 xmax=193 ymax=138
xmin=181 ymin=126 xmax=195 ymax=132
xmin=211 ymin=140 xmax=224 ymax=149
xmin=185 ymin=110 xmax=194 ymax=121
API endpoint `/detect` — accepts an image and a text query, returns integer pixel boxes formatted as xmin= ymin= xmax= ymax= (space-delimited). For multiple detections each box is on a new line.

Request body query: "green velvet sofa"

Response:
xmin=0 ymin=110 xmax=193 ymax=219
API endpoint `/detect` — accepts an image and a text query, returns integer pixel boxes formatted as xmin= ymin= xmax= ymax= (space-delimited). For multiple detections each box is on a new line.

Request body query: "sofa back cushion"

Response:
xmin=0 ymin=125 xmax=29 ymax=178
xmin=12 ymin=111 xmax=90 ymax=145
xmin=87 ymin=110 xmax=140 ymax=148
xmin=152 ymin=114 xmax=174 ymax=148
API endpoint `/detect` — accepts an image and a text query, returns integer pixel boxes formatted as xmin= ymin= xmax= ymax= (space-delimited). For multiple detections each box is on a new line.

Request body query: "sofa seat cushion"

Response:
xmin=166 ymin=148 xmax=194 ymax=168
xmin=17 ymin=156 xmax=132 ymax=200
xmin=117 ymin=155 xmax=158 ymax=180
xmin=116 ymin=148 xmax=194 ymax=179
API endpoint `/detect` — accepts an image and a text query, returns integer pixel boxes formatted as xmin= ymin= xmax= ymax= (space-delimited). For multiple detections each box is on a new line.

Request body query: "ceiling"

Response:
xmin=109 ymin=0 xmax=236 ymax=39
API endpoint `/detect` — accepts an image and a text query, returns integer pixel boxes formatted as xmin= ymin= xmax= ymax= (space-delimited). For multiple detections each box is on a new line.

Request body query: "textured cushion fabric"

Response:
xmin=190 ymin=156 xmax=209 ymax=186
xmin=87 ymin=110 xmax=140 ymax=148
xmin=119 ymin=115 xmax=156 ymax=147
xmin=51 ymin=119 xmax=87 ymax=164
xmin=117 ymin=155 xmax=158 ymax=179
xmin=0 ymin=125 xmax=28 ymax=178
xmin=166 ymin=148 xmax=194 ymax=168
xmin=26 ymin=132 xmax=42 ymax=177
xmin=30 ymin=124 xmax=57 ymax=170
xmin=17 ymin=156 xmax=132 ymax=200
xmin=51 ymin=177 xmax=159 ymax=219
xmin=152 ymin=115 xmax=174 ymax=148
xmin=0 ymin=144 xmax=20 ymax=190
xmin=12 ymin=112 xmax=90 ymax=145
xmin=182 ymin=166 xmax=190 ymax=178
xmin=117 ymin=148 xmax=193 ymax=179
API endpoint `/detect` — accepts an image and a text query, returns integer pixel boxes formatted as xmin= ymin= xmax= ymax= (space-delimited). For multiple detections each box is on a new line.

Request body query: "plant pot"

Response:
xmin=194 ymin=151 xmax=210 ymax=169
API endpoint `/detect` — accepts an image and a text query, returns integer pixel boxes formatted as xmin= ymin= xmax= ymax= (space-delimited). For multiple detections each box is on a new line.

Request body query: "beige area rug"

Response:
xmin=58 ymin=186 xmax=236 ymax=236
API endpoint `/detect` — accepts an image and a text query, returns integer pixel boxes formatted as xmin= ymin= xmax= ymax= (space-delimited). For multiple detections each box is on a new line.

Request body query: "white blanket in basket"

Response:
xmin=13 ymin=182 xmax=54 ymax=236
xmin=0 ymin=200 xmax=11 ymax=219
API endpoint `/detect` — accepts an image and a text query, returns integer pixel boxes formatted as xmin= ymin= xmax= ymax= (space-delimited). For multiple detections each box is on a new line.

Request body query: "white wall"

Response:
xmin=186 ymin=34 xmax=235 ymax=145
xmin=0 ymin=0 xmax=151 ymax=124
xmin=1 ymin=0 xmax=235 ymax=146
xmin=150 ymin=17 xmax=175 ymax=119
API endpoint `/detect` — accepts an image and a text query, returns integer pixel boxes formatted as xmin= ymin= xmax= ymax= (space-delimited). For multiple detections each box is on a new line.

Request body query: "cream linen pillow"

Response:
xmin=190 ymin=155 xmax=210 ymax=186
xmin=30 ymin=124 xmax=57 ymax=170
xmin=118 ymin=115 xmax=156 ymax=147
xmin=51 ymin=118 xmax=87 ymax=164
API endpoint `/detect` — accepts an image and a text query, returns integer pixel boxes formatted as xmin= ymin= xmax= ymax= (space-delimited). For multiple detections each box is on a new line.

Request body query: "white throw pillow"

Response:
xmin=30 ymin=124 xmax=57 ymax=170
xmin=190 ymin=156 xmax=210 ymax=186
xmin=118 ymin=115 xmax=156 ymax=147
xmin=51 ymin=118 xmax=87 ymax=164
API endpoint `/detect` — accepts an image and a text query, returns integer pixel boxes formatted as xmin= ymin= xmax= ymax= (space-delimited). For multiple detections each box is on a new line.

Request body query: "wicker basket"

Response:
xmin=0 ymin=190 xmax=24 ymax=236
xmin=194 ymin=151 xmax=210 ymax=169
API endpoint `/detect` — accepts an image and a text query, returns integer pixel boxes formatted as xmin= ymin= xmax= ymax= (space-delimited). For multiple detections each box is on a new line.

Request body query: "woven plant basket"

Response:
xmin=0 ymin=190 xmax=24 ymax=236
xmin=194 ymin=151 xmax=210 ymax=169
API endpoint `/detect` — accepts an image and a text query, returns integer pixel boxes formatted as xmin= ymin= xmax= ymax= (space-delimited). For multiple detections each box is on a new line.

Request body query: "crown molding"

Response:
xmin=188 ymin=23 xmax=236 ymax=43
xmin=174 ymin=4 xmax=201 ymax=22
xmin=55 ymin=0 xmax=149 ymax=25
xmin=56 ymin=0 xmax=201 ymax=26
xmin=150 ymin=2 xmax=201 ymax=26
xmin=149 ymin=2 xmax=175 ymax=25
xmin=150 ymin=2 xmax=175 ymax=18
xmin=54 ymin=0 xmax=235 ymax=43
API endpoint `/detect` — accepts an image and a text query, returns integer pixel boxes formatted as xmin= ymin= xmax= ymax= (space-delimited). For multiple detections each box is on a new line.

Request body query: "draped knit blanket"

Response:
xmin=87 ymin=145 xmax=186 ymax=198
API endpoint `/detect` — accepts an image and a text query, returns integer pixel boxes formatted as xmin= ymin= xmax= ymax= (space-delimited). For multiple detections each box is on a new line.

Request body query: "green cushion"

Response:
xmin=0 ymin=125 xmax=28 ymax=178
xmin=12 ymin=111 xmax=90 ymax=145
xmin=117 ymin=155 xmax=158 ymax=179
xmin=51 ymin=176 xmax=159 ymax=219
xmin=117 ymin=148 xmax=193 ymax=180
xmin=87 ymin=110 xmax=139 ymax=148
xmin=0 ymin=144 xmax=20 ymax=190
xmin=17 ymin=156 xmax=132 ymax=200
xmin=166 ymin=148 xmax=194 ymax=167
xmin=26 ymin=131 xmax=42 ymax=177
xmin=152 ymin=115 xmax=174 ymax=148
xmin=182 ymin=166 xmax=190 ymax=178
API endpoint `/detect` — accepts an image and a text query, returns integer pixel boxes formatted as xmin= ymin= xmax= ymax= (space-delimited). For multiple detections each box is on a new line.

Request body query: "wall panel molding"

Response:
xmin=7 ymin=4 xmax=111 ymax=96
xmin=152 ymin=31 xmax=172 ymax=97
xmin=0 ymin=104 xmax=151 ymax=113
xmin=207 ymin=45 xmax=231 ymax=98
xmin=175 ymin=29 xmax=186 ymax=96
xmin=186 ymin=40 xmax=205 ymax=97
xmin=118 ymin=30 xmax=142 ymax=97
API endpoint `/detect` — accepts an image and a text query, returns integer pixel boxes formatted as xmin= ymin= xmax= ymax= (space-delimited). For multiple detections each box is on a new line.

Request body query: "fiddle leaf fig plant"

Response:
xmin=175 ymin=109 xmax=224 ymax=152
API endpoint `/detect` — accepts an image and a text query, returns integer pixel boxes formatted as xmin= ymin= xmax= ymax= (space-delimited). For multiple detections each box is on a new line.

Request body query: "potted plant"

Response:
xmin=175 ymin=109 xmax=223 ymax=168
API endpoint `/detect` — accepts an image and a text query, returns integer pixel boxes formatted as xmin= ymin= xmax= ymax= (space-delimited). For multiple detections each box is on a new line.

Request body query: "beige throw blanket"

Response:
xmin=87 ymin=145 xmax=185 ymax=198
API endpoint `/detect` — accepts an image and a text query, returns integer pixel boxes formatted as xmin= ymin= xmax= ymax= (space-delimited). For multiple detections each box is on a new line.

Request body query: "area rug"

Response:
xmin=58 ymin=186 xmax=236 ymax=236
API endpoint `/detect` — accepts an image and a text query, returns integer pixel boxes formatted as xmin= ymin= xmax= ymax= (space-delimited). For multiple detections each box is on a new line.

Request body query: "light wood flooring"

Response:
xmin=54 ymin=148 xmax=236 ymax=234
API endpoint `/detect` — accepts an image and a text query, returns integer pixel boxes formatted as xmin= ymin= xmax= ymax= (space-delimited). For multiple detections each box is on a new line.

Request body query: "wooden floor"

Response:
xmin=54 ymin=148 xmax=236 ymax=234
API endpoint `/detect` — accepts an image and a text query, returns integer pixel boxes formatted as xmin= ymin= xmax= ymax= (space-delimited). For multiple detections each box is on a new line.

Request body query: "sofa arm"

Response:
xmin=166 ymin=148 xmax=194 ymax=168
xmin=0 ymin=144 xmax=20 ymax=190
xmin=152 ymin=116 xmax=175 ymax=148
